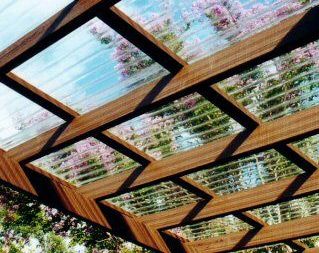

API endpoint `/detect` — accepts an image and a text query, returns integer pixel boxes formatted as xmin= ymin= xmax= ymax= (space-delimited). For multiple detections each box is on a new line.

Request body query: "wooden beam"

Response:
xmin=7 ymin=7 xmax=319 ymax=162
xmin=183 ymin=214 xmax=319 ymax=253
xmin=0 ymin=151 xmax=36 ymax=195
xmin=3 ymin=73 xmax=78 ymax=120
xmin=199 ymin=85 xmax=261 ymax=129
xmin=98 ymin=131 xmax=154 ymax=166
xmin=0 ymin=0 xmax=120 ymax=72
xmin=76 ymin=105 xmax=319 ymax=199
xmin=97 ymin=7 xmax=183 ymax=73
xmin=139 ymin=170 xmax=319 ymax=228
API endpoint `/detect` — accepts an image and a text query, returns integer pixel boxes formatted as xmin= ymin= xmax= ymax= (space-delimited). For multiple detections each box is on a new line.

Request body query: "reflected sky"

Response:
xmin=0 ymin=83 xmax=64 ymax=150
xmin=13 ymin=18 xmax=168 ymax=114
xmin=0 ymin=0 xmax=73 ymax=53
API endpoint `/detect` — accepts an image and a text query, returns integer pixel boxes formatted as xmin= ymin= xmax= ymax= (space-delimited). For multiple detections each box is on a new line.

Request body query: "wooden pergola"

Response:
xmin=1 ymin=1 xmax=319 ymax=252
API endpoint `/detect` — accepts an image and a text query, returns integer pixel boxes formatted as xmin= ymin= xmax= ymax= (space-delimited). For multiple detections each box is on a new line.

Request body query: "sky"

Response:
xmin=12 ymin=17 xmax=166 ymax=114
xmin=0 ymin=0 xmax=73 ymax=52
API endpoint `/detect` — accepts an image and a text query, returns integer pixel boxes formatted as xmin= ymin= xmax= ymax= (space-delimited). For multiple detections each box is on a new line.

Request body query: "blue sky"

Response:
xmin=0 ymin=0 xmax=73 ymax=52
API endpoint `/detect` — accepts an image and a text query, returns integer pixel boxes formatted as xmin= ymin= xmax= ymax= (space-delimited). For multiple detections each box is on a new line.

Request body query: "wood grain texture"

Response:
xmin=0 ymin=0 xmax=120 ymax=71
xmin=183 ymin=215 xmax=319 ymax=252
xmin=7 ymin=73 xmax=79 ymax=117
xmin=0 ymin=3 xmax=318 ymax=252
xmin=0 ymin=151 xmax=36 ymax=194
xmin=7 ymin=8 xmax=318 ymax=162
xmin=75 ymin=105 xmax=319 ymax=199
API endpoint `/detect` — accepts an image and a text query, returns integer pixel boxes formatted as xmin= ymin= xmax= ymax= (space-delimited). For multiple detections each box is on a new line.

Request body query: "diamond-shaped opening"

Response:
xmin=12 ymin=17 xmax=169 ymax=114
xmin=104 ymin=181 xmax=201 ymax=216
xmin=116 ymin=0 xmax=319 ymax=63
xmin=0 ymin=83 xmax=64 ymax=150
xmin=217 ymin=40 xmax=319 ymax=122
xmin=187 ymin=149 xmax=304 ymax=195
xmin=109 ymin=92 xmax=244 ymax=160
xmin=31 ymin=137 xmax=141 ymax=187
xmin=0 ymin=0 xmax=73 ymax=53
xmin=169 ymin=215 xmax=252 ymax=241
xmin=294 ymin=134 xmax=319 ymax=164
xmin=249 ymin=193 xmax=319 ymax=225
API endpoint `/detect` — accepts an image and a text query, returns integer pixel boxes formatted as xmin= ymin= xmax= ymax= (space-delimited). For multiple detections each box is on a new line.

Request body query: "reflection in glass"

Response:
xmin=32 ymin=137 xmax=141 ymax=187
xmin=0 ymin=83 xmax=64 ymax=150
xmin=0 ymin=0 xmax=73 ymax=52
xmin=110 ymin=93 xmax=243 ymax=160
xmin=117 ymin=0 xmax=319 ymax=63
xmin=13 ymin=18 xmax=168 ymax=114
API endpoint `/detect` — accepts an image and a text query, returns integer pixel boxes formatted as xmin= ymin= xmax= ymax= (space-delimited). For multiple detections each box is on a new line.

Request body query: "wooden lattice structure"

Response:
xmin=1 ymin=1 xmax=319 ymax=252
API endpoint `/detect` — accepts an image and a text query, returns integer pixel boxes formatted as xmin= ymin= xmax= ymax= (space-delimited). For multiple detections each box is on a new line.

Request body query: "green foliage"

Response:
xmin=0 ymin=185 xmax=151 ymax=253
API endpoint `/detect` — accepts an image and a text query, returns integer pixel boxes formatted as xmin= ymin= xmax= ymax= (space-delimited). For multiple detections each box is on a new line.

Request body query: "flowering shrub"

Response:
xmin=0 ymin=185 xmax=151 ymax=253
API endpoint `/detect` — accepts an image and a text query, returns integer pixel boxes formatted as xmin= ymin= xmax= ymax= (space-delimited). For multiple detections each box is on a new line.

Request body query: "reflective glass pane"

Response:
xmin=0 ymin=83 xmax=64 ymax=150
xmin=299 ymin=235 xmax=319 ymax=248
xmin=294 ymin=134 xmax=319 ymax=164
xmin=116 ymin=0 xmax=319 ymax=63
xmin=170 ymin=215 xmax=251 ymax=241
xmin=188 ymin=149 xmax=303 ymax=195
xmin=250 ymin=193 xmax=319 ymax=225
xmin=32 ymin=137 xmax=140 ymax=187
xmin=0 ymin=0 xmax=73 ymax=52
xmin=218 ymin=41 xmax=319 ymax=122
xmin=13 ymin=18 xmax=169 ymax=114
xmin=105 ymin=181 xmax=201 ymax=216
xmin=110 ymin=93 xmax=243 ymax=160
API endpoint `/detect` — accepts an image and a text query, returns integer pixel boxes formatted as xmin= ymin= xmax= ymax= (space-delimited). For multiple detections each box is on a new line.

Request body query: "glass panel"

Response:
xmin=187 ymin=149 xmax=303 ymax=195
xmin=233 ymin=244 xmax=294 ymax=253
xmin=32 ymin=137 xmax=140 ymax=187
xmin=116 ymin=0 xmax=319 ymax=63
xmin=250 ymin=193 xmax=319 ymax=225
xmin=110 ymin=93 xmax=243 ymax=160
xmin=12 ymin=18 xmax=169 ymax=114
xmin=169 ymin=215 xmax=252 ymax=241
xmin=105 ymin=181 xmax=201 ymax=216
xmin=299 ymin=235 xmax=319 ymax=248
xmin=0 ymin=0 xmax=73 ymax=53
xmin=294 ymin=134 xmax=319 ymax=164
xmin=218 ymin=40 xmax=319 ymax=122
xmin=0 ymin=83 xmax=64 ymax=150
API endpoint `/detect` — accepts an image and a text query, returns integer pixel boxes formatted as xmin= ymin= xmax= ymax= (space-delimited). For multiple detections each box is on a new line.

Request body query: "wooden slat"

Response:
xmin=26 ymin=163 xmax=76 ymax=190
xmin=77 ymin=105 xmax=319 ymax=199
xmin=199 ymin=85 xmax=261 ymax=129
xmin=0 ymin=151 xmax=36 ymax=194
xmin=7 ymin=7 xmax=319 ymax=162
xmin=53 ymin=182 xmax=110 ymax=228
xmin=97 ymin=131 xmax=153 ymax=166
xmin=0 ymin=0 xmax=120 ymax=72
xmin=139 ymin=170 xmax=319 ymax=228
xmin=183 ymin=214 xmax=319 ymax=253
xmin=5 ymin=73 xmax=79 ymax=119
xmin=0 ymin=4 xmax=319 ymax=253
xmin=97 ymin=7 xmax=183 ymax=73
